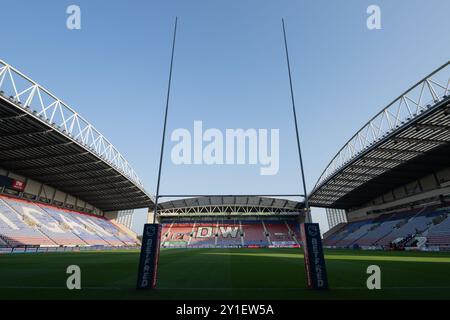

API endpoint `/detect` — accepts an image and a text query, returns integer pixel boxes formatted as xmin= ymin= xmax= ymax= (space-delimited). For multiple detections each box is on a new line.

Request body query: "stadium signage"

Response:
xmin=136 ymin=223 xmax=162 ymax=289
xmin=0 ymin=175 xmax=26 ymax=192
xmin=300 ymin=223 xmax=329 ymax=290
xmin=195 ymin=226 xmax=239 ymax=238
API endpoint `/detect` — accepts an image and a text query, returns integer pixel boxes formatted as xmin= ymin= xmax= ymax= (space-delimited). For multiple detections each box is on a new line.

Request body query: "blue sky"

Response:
xmin=1 ymin=0 xmax=449 ymax=234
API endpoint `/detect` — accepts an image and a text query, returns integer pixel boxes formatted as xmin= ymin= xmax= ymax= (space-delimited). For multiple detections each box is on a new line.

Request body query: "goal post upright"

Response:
xmin=153 ymin=16 xmax=179 ymax=223
xmin=281 ymin=19 xmax=328 ymax=290
xmin=136 ymin=17 xmax=178 ymax=290
xmin=137 ymin=17 xmax=321 ymax=290
xmin=281 ymin=18 xmax=312 ymax=223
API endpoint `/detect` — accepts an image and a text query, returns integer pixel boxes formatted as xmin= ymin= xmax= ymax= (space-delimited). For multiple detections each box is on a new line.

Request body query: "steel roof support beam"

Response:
xmin=392 ymin=137 xmax=447 ymax=145
xmin=53 ymin=179 xmax=132 ymax=190
xmin=360 ymin=157 xmax=406 ymax=164
xmin=0 ymin=150 xmax=88 ymax=163
xmin=31 ymin=166 xmax=114 ymax=180
xmin=43 ymin=173 xmax=124 ymax=185
xmin=0 ymin=141 xmax=73 ymax=153
xmin=81 ymin=193 xmax=145 ymax=202
xmin=376 ymin=147 xmax=423 ymax=155
xmin=14 ymin=158 xmax=102 ymax=171
xmin=0 ymin=129 xmax=51 ymax=138
xmin=0 ymin=114 xmax=28 ymax=121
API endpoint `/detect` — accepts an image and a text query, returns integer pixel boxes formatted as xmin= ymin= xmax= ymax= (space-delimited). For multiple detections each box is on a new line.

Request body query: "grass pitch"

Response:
xmin=1 ymin=248 xmax=450 ymax=300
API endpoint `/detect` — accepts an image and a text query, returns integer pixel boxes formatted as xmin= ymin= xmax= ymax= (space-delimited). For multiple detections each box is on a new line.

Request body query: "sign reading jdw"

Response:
xmin=300 ymin=223 xmax=329 ymax=290
xmin=136 ymin=224 xmax=162 ymax=290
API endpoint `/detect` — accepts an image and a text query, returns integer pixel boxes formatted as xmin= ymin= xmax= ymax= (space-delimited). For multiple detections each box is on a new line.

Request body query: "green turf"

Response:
xmin=1 ymin=248 xmax=450 ymax=300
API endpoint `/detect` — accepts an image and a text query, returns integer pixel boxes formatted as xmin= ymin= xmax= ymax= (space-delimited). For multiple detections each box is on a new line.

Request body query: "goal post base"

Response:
xmin=136 ymin=223 xmax=162 ymax=290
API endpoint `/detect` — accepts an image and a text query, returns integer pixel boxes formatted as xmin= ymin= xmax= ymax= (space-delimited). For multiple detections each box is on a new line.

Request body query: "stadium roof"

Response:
xmin=157 ymin=196 xmax=304 ymax=213
xmin=0 ymin=59 xmax=153 ymax=211
xmin=309 ymin=61 xmax=450 ymax=209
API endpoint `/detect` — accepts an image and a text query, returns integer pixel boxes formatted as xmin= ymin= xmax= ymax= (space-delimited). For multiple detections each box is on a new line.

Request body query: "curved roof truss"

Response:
xmin=157 ymin=196 xmax=304 ymax=215
xmin=310 ymin=61 xmax=450 ymax=208
xmin=0 ymin=59 xmax=146 ymax=192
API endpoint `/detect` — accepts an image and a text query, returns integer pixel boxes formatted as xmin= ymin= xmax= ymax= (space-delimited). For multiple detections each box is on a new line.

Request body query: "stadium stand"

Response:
xmin=313 ymin=62 xmax=450 ymax=251
xmin=160 ymin=220 xmax=300 ymax=248
xmin=3 ymin=197 xmax=85 ymax=246
xmin=0 ymin=237 xmax=7 ymax=246
xmin=353 ymin=215 xmax=403 ymax=247
xmin=0 ymin=195 xmax=138 ymax=247
xmin=189 ymin=223 xmax=217 ymax=247
xmin=40 ymin=205 xmax=109 ymax=246
xmin=323 ymin=220 xmax=369 ymax=246
xmin=0 ymin=197 xmax=55 ymax=246
xmin=241 ymin=221 xmax=269 ymax=246
xmin=425 ymin=208 xmax=450 ymax=248
xmin=156 ymin=196 xmax=305 ymax=248
xmin=0 ymin=58 xmax=148 ymax=252
xmin=266 ymin=221 xmax=296 ymax=245
xmin=287 ymin=222 xmax=302 ymax=243
xmin=94 ymin=218 xmax=137 ymax=246
xmin=324 ymin=204 xmax=450 ymax=249
xmin=161 ymin=223 xmax=173 ymax=243
xmin=333 ymin=220 xmax=374 ymax=247
xmin=216 ymin=221 xmax=242 ymax=247
xmin=375 ymin=208 xmax=434 ymax=246
xmin=163 ymin=223 xmax=193 ymax=247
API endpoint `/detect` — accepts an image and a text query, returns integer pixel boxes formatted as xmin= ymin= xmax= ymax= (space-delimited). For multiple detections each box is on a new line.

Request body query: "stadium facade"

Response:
xmin=0 ymin=59 xmax=152 ymax=251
